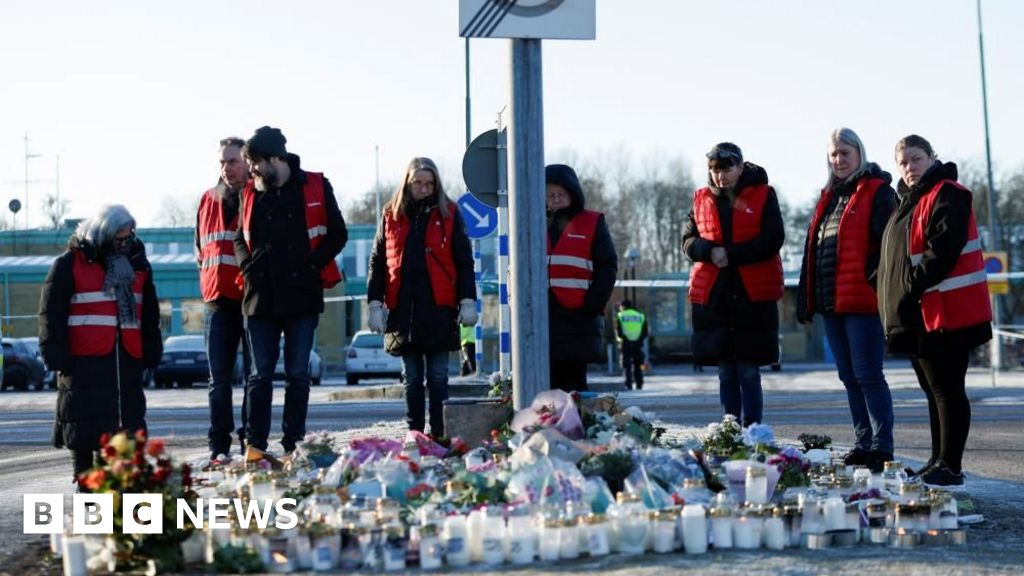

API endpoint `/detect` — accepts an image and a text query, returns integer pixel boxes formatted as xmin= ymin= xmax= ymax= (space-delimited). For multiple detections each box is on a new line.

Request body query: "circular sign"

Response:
xmin=984 ymin=255 xmax=1004 ymax=274
xmin=8 ymin=199 xmax=21 ymax=214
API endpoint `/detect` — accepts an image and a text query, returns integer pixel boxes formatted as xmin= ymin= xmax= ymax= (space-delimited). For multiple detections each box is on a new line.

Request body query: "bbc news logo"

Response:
xmin=24 ymin=494 xmax=299 ymax=535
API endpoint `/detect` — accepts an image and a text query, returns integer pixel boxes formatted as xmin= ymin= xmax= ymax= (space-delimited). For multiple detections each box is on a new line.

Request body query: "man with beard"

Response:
xmin=195 ymin=137 xmax=252 ymax=461
xmin=234 ymin=126 xmax=347 ymax=456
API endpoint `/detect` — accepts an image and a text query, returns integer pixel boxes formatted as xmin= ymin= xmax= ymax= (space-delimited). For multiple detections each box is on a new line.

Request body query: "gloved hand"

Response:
xmin=458 ymin=298 xmax=478 ymax=326
xmin=368 ymin=300 xmax=386 ymax=334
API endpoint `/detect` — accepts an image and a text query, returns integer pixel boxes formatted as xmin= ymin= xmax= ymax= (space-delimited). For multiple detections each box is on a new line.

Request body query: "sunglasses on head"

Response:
xmin=706 ymin=149 xmax=741 ymax=161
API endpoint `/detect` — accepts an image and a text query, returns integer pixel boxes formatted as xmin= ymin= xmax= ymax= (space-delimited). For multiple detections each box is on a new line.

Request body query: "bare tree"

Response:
xmin=344 ymin=182 xmax=396 ymax=226
xmin=154 ymin=195 xmax=199 ymax=228
xmin=40 ymin=193 xmax=70 ymax=229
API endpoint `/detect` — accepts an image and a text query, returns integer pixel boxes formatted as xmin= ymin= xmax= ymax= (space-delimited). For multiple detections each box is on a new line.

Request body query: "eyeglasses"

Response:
xmin=706 ymin=149 xmax=741 ymax=161
xmin=410 ymin=179 xmax=435 ymax=190
xmin=114 ymin=233 xmax=135 ymax=246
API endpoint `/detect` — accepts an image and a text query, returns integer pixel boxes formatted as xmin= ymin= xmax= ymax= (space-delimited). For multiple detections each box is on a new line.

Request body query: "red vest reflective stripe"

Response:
xmin=910 ymin=180 xmax=992 ymax=332
xmin=803 ymin=177 xmax=884 ymax=315
xmin=197 ymin=187 xmax=243 ymax=302
xmin=688 ymin=185 xmax=783 ymax=305
xmin=68 ymin=250 xmax=145 ymax=359
xmin=382 ymin=205 xmax=459 ymax=308
xmin=240 ymin=172 xmax=343 ymax=289
xmin=547 ymin=210 xmax=601 ymax=310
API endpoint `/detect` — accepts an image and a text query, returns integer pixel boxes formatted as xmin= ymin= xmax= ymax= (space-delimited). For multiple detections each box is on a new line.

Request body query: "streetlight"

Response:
xmin=625 ymin=247 xmax=640 ymax=305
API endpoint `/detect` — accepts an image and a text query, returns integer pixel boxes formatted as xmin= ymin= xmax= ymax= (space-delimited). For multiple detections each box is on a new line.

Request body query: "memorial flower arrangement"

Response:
xmin=78 ymin=430 xmax=196 ymax=572
xmin=700 ymin=414 xmax=745 ymax=457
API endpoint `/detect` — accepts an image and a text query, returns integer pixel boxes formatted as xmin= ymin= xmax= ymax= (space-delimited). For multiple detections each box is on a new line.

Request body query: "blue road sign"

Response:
xmin=457 ymin=192 xmax=498 ymax=239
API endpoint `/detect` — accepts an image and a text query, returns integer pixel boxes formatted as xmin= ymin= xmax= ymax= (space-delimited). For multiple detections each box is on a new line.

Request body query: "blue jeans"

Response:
xmin=402 ymin=350 xmax=450 ymax=437
xmin=824 ymin=314 xmax=893 ymax=453
xmin=205 ymin=305 xmax=251 ymax=455
xmin=244 ymin=314 xmax=318 ymax=452
xmin=718 ymin=361 xmax=763 ymax=425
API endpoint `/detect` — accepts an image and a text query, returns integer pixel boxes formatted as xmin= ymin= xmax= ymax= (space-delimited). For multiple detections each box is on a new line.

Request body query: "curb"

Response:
xmin=327 ymin=380 xmax=630 ymax=402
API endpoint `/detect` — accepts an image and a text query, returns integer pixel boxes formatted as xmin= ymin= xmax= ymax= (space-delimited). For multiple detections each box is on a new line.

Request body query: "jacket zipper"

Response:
xmin=115 ymin=328 xmax=123 ymax=429
xmin=426 ymin=248 xmax=453 ymax=283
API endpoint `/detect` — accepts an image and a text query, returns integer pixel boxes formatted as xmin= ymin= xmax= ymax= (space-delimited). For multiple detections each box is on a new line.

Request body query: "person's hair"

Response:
xmin=75 ymin=204 xmax=136 ymax=248
xmin=219 ymin=136 xmax=245 ymax=149
xmin=620 ymin=299 xmax=632 ymax=308
xmin=706 ymin=142 xmax=743 ymax=170
xmin=894 ymin=134 xmax=936 ymax=160
xmin=383 ymin=157 xmax=451 ymax=219
xmin=826 ymin=127 xmax=870 ymax=187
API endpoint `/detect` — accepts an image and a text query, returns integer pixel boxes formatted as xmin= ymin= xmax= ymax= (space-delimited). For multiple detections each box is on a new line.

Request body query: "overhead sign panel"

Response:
xmin=459 ymin=0 xmax=596 ymax=39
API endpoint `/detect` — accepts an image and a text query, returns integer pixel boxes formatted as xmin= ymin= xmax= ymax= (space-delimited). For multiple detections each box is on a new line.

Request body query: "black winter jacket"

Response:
xmin=546 ymin=165 xmax=618 ymax=363
xmin=39 ymin=236 xmax=163 ymax=450
xmin=877 ymin=161 xmax=992 ymax=356
xmin=797 ymin=163 xmax=896 ymax=321
xmin=233 ymin=154 xmax=348 ymax=317
xmin=366 ymin=198 xmax=476 ymax=355
xmin=683 ymin=163 xmax=784 ymax=366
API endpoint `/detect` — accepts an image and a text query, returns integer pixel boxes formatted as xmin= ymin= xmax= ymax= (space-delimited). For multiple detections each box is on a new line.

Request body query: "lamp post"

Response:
xmin=625 ymin=247 xmax=640 ymax=305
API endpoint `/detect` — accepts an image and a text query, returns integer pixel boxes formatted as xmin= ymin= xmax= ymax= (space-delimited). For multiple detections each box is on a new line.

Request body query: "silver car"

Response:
xmin=344 ymin=330 xmax=402 ymax=386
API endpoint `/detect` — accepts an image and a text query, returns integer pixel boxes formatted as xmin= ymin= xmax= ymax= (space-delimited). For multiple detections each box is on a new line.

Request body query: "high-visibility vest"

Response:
xmin=547 ymin=210 xmax=601 ymax=309
xmin=688 ymin=185 xmax=783 ymax=305
xmin=803 ymin=177 xmax=886 ymax=315
xmin=240 ymin=172 xmax=342 ymax=289
xmin=460 ymin=324 xmax=476 ymax=345
xmin=197 ymin=186 xmax=243 ymax=302
xmin=910 ymin=180 xmax=992 ymax=332
xmin=383 ymin=205 xmax=459 ymax=309
xmin=68 ymin=250 xmax=145 ymax=359
xmin=617 ymin=308 xmax=645 ymax=341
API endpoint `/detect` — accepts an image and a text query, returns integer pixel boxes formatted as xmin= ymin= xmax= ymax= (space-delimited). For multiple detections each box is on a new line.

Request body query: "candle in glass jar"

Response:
xmin=763 ymin=508 xmax=786 ymax=550
xmin=745 ymin=466 xmax=768 ymax=505
xmin=467 ymin=509 xmax=485 ymax=563
xmin=710 ymin=506 xmax=733 ymax=549
xmin=733 ymin=515 xmax=758 ymax=549
xmin=310 ymin=534 xmax=338 ymax=572
xmin=681 ymin=504 xmax=708 ymax=554
xmin=62 ymin=536 xmax=88 ymax=576
xmin=585 ymin=514 xmax=611 ymax=556
xmin=559 ymin=518 xmax=580 ymax=559
xmin=419 ymin=524 xmax=443 ymax=570
xmin=442 ymin=514 xmax=470 ymax=567
xmin=480 ymin=506 xmax=505 ymax=565
xmin=506 ymin=506 xmax=536 ymax=565
xmin=539 ymin=518 xmax=561 ymax=561
xmin=651 ymin=510 xmax=676 ymax=554
xmin=823 ymin=497 xmax=846 ymax=532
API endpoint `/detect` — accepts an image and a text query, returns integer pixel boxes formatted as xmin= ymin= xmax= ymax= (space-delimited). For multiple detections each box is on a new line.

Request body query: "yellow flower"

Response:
xmin=108 ymin=432 xmax=132 ymax=456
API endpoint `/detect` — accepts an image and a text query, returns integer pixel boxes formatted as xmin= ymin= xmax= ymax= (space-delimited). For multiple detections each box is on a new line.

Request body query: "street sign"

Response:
xmin=984 ymin=251 xmax=1009 ymax=295
xmin=457 ymin=192 xmax=498 ymax=239
xmin=8 ymin=199 xmax=21 ymax=214
xmin=459 ymin=0 xmax=595 ymax=40
xmin=462 ymin=128 xmax=503 ymax=207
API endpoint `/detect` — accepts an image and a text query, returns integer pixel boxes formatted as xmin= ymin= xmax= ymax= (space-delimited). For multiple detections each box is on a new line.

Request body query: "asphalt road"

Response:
xmin=1 ymin=366 xmax=1022 ymax=572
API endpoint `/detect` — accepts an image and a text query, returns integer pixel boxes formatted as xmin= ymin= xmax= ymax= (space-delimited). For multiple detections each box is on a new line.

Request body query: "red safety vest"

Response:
xmin=197 ymin=186 xmax=243 ymax=302
xmin=803 ymin=177 xmax=885 ymax=315
xmin=688 ymin=185 xmax=783 ymax=305
xmin=910 ymin=180 xmax=992 ymax=332
xmin=383 ymin=205 xmax=458 ymax=309
xmin=239 ymin=172 xmax=342 ymax=289
xmin=68 ymin=250 xmax=145 ymax=359
xmin=547 ymin=210 xmax=601 ymax=310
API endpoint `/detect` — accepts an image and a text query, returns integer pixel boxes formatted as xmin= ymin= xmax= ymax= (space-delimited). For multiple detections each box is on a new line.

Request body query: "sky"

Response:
xmin=1 ymin=0 xmax=1022 ymax=229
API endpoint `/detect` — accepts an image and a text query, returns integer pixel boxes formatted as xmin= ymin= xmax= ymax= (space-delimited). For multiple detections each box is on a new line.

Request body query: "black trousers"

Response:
xmin=460 ymin=343 xmax=476 ymax=376
xmin=71 ymin=449 xmax=98 ymax=486
xmin=621 ymin=341 xmax=645 ymax=389
xmin=550 ymin=361 xmax=588 ymax=392
xmin=910 ymin=348 xmax=971 ymax=473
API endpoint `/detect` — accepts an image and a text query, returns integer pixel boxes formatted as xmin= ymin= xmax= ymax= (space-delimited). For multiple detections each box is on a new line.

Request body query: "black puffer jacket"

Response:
xmin=683 ymin=163 xmax=785 ymax=366
xmin=39 ymin=236 xmax=163 ymax=450
xmin=877 ymin=161 xmax=992 ymax=356
xmin=797 ymin=163 xmax=896 ymax=320
xmin=546 ymin=164 xmax=618 ymax=363
xmin=367 ymin=197 xmax=476 ymax=355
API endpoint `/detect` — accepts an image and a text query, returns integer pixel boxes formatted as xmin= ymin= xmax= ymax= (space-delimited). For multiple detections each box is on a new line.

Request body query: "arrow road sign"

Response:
xmin=457 ymin=192 xmax=498 ymax=239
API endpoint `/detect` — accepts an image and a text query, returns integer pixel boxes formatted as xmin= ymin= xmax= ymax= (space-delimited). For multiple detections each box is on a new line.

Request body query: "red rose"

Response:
xmin=103 ymin=445 xmax=117 ymax=459
xmin=134 ymin=429 xmax=147 ymax=443
xmin=98 ymin=433 xmax=111 ymax=447
xmin=146 ymin=438 xmax=166 ymax=457
xmin=81 ymin=470 xmax=106 ymax=491
xmin=153 ymin=467 xmax=171 ymax=483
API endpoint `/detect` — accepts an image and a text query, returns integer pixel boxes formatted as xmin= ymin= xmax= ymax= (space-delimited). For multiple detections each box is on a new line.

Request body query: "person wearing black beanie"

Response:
xmin=234 ymin=126 xmax=348 ymax=456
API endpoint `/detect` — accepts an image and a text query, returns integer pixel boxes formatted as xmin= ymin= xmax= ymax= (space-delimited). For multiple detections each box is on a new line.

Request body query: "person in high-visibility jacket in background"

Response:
xmin=615 ymin=299 xmax=648 ymax=390
xmin=459 ymin=324 xmax=476 ymax=377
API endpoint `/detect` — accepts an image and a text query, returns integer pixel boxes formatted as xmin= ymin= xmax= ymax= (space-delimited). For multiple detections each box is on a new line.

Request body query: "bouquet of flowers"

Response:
xmin=78 ymin=430 xmax=195 ymax=572
xmin=580 ymin=395 xmax=663 ymax=446
xmin=299 ymin=430 xmax=339 ymax=468
xmin=487 ymin=371 xmax=513 ymax=400
xmin=700 ymin=414 xmax=745 ymax=457
xmin=767 ymin=446 xmax=811 ymax=491
xmin=797 ymin=432 xmax=833 ymax=451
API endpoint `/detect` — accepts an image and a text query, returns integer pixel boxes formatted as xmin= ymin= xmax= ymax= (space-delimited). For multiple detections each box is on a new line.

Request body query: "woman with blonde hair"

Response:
xmin=366 ymin=158 xmax=476 ymax=437
xmin=797 ymin=128 xmax=896 ymax=472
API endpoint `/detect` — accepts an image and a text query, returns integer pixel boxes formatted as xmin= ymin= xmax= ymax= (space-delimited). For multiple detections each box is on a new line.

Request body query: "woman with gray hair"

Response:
xmin=796 ymin=128 xmax=896 ymax=472
xmin=38 ymin=204 xmax=163 ymax=490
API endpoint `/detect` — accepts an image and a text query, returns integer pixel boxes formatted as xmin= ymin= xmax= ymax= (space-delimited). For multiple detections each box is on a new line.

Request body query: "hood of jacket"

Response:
xmin=545 ymin=164 xmax=585 ymax=217
xmin=897 ymin=161 xmax=958 ymax=203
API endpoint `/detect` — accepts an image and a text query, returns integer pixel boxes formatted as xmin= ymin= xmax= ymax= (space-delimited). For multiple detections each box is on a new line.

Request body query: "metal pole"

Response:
xmin=977 ymin=0 xmax=1002 ymax=374
xmin=374 ymin=145 xmax=381 ymax=225
xmin=508 ymin=38 xmax=548 ymax=410
xmin=496 ymin=120 xmax=511 ymax=377
xmin=465 ymin=37 xmax=483 ymax=377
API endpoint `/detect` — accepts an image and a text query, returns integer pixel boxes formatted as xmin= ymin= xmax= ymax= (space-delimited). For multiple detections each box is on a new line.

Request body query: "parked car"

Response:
xmin=154 ymin=335 xmax=243 ymax=389
xmin=273 ymin=339 xmax=323 ymax=386
xmin=344 ymin=330 xmax=402 ymax=386
xmin=17 ymin=337 xmax=56 ymax=389
xmin=2 ymin=337 xmax=47 ymax=391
